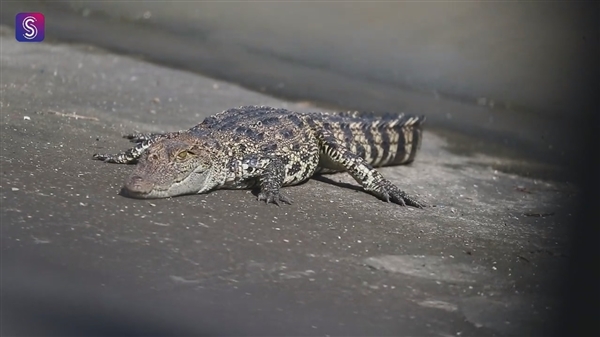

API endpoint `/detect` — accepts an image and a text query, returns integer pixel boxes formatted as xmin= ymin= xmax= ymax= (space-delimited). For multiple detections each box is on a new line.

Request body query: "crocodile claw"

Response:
xmin=257 ymin=191 xmax=293 ymax=206
xmin=378 ymin=179 xmax=425 ymax=208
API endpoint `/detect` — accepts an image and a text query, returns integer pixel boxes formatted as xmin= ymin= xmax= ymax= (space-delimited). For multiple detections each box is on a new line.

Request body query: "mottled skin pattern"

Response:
xmin=93 ymin=106 xmax=425 ymax=208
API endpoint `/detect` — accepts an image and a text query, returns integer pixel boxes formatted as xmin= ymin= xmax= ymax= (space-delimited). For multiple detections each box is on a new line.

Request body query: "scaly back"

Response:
xmin=191 ymin=106 xmax=424 ymax=168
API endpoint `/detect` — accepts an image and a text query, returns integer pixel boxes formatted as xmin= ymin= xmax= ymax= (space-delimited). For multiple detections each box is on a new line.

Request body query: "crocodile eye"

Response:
xmin=176 ymin=151 xmax=189 ymax=160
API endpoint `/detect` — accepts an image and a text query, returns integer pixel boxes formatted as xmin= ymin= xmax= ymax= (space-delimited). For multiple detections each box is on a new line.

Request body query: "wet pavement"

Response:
xmin=2 ymin=24 xmax=591 ymax=335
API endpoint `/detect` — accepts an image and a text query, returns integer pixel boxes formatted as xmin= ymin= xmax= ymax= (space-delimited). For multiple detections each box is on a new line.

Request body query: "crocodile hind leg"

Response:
xmin=316 ymin=128 xmax=424 ymax=208
xmin=93 ymin=131 xmax=182 ymax=164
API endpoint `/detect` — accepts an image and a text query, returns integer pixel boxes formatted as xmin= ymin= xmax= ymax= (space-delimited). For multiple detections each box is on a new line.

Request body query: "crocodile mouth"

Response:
xmin=121 ymin=183 xmax=184 ymax=199
xmin=121 ymin=171 xmax=210 ymax=199
xmin=121 ymin=174 xmax=175 ymax=199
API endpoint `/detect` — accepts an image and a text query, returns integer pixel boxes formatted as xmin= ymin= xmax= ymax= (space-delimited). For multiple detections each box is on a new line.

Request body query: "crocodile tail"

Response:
xmin=318 ymin=111 xmax=425 ymax=168
xmin=386 ymin=115 xmax=425 ymax=166
xmin=352 ymin=114 xmax=425 ymax=168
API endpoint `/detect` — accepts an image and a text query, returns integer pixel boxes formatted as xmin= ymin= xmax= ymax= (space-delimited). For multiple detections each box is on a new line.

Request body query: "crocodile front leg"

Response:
xmin=226 ymin=154 xmax=292 ymax=205
xmin=257 ymin=158 xmax=292 ymax=205
xmin=93 ymin=131 xmax=181 ymax=164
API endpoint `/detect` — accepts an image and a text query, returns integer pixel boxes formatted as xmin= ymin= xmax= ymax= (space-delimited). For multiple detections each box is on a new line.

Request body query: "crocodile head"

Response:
xmin=122 ymin=134 xmax=217 ymax=199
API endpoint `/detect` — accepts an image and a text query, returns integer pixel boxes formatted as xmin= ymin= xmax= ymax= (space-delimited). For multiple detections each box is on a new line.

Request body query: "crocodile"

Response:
xmin=93 ymin=106 xmax=425 ymax=208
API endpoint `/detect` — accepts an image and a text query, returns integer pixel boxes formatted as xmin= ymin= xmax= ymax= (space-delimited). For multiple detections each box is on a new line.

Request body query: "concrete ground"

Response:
xmin=0 ymin=26 xmax=583 ymax=336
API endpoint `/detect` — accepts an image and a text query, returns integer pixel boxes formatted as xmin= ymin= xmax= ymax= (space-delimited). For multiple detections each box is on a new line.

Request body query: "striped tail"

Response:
xmin=316 ymin=111 xmax=425 ymax=172
xmin=387 ymin=115 xmax=425 ymax=166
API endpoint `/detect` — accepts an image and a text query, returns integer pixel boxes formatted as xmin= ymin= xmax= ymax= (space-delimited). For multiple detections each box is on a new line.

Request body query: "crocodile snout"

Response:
xmin=122 ymin=175 xmax=155 ymax=198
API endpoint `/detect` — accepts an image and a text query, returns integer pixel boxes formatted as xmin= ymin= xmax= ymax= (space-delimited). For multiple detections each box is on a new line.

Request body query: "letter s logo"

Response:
xmin=22 ymin=16 xmax=38 ymax=39
xmin=15 ymin=12 xmax=45 ymax=42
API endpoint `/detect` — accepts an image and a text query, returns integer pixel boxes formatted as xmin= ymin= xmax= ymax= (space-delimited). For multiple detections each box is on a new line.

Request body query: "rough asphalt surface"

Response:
xmin=0 ymin=28 xmax=587 ymax=335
